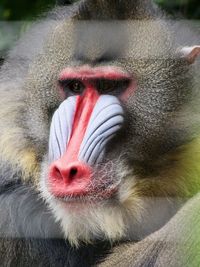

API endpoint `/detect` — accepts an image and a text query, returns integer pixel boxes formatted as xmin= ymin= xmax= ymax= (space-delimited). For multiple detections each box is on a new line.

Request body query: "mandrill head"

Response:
xmin=1 ymin=0 xmax=200 ymax=246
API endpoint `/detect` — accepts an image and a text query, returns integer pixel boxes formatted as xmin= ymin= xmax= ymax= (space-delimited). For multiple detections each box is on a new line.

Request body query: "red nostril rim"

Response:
xmin=51 ymin=165 xmax=78 ymax=181
xmin=48 ymin=161 xmax=92 ymax=197
xmin=49 ymin=161 xmax=92 ymax=185
xmin=53 ymin=166 xmax=63 ymax=180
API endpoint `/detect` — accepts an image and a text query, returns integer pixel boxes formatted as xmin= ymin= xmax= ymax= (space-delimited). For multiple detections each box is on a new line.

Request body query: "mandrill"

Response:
xmin=0 ymin=0 xmax=200 ymax=266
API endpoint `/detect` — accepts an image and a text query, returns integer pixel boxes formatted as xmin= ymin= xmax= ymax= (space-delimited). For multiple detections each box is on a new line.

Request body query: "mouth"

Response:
xmin=50 ymin=183 xmax=119 ymax=203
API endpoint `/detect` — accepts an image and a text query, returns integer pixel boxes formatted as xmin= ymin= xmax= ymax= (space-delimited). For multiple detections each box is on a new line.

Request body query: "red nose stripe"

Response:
xmin=61 ymin=85 xmax=100 ymax=163
xmin=48 ymin=86 xmax=99 ymax=197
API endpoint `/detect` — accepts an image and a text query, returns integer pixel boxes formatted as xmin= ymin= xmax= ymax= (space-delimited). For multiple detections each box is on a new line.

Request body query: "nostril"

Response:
xmin=69 ymin=167 xmax=78 ymax=180
xmin=52 ymin=166 xmax=63 ymax=180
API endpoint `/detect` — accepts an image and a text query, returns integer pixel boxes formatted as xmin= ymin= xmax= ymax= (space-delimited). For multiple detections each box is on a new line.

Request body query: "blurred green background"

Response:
xmin=0 ymin=0 xmax=199 ymax=20
xmin=0 ymin=0 xmax=199 ymax=58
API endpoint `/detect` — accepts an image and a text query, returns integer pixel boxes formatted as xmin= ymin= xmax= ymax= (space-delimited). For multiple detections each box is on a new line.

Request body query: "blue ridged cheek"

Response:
xmin=48 ymin=96 xmax=77 ymax=162
xmin=79 ymin=95 xmax=124 ymax=165
xmin=49 ymin=95 xmax=124 ymax=165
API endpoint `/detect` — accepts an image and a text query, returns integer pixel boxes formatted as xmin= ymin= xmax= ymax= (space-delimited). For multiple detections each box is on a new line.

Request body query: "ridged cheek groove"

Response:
xmin=48 ymin=96 xmax=77 ymax=162
xmin=79 ymin=95 xmax=124 ymax=165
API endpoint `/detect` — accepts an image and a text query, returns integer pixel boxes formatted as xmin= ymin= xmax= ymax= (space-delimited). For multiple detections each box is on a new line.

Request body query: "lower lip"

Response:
xmin=54 ymin=187 xmax=118 ymax=203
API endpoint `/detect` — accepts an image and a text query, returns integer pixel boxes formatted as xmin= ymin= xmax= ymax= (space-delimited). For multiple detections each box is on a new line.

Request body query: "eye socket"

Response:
xmin=59 ymin=79 xmax=85 ymax=95
xmin=95 ymin=79 xmax=130 ymax=94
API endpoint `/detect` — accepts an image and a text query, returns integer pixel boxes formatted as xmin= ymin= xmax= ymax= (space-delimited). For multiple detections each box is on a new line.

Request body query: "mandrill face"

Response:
xmin=23 ymin=20 xmax=194 ymax=245
xmin=40 ymin=66 xmax=140 ymax=246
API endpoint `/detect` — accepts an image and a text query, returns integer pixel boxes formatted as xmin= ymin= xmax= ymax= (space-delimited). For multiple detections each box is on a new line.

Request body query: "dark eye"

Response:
xmin=59 ymin=79 xmax=85 ymax=95
xmin=95 ymin=79 xmax=130 ymax=94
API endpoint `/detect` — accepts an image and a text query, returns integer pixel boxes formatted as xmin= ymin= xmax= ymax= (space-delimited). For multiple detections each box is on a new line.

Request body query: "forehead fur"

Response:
xmin=74 ymin=0 xmax=160 ymax=20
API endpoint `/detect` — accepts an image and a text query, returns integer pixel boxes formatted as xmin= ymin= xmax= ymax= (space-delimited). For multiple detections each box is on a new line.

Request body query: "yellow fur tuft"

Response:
xmin=0 ymin=129 xmax=39 ymax=183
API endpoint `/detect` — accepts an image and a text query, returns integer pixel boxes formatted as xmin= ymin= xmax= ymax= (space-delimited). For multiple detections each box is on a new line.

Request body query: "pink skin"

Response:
xmin=49 ymin=66 xmax=136 ymax=199
xmin=59 ymin=65 xmax=131 ymax=81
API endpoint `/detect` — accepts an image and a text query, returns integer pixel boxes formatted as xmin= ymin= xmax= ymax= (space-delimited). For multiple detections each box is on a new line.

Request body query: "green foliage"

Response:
xmin=0 ymin=0 xmax=54 ymax=20
xmin=155 ymin=0 xmax=200 ymax=19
